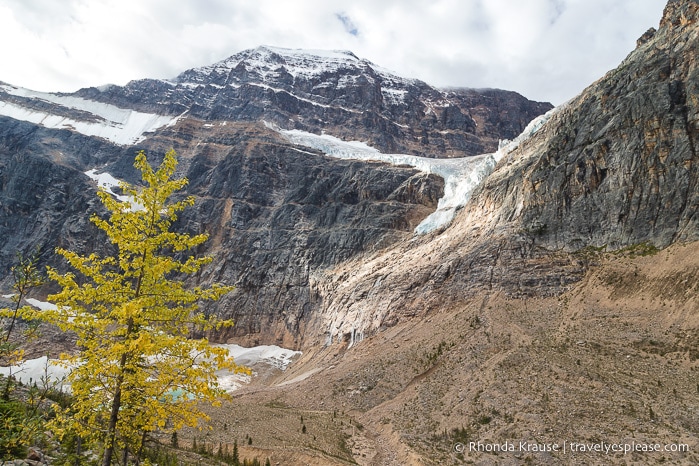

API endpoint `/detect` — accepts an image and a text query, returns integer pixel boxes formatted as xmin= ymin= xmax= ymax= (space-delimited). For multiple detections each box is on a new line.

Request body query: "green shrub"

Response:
xmin=0 ymin=399 xmax=40 ymax=459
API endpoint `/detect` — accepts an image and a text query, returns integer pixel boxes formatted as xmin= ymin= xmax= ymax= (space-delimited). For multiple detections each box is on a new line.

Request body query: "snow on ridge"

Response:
xmin=263 ymin=45 xmax=359 ymax=62
xmin=260 ymin=46 xmax=416 ymax=86
xmin=0 ymin=84 xmax=180 ymax=145
xmin=182 ymin=46 xmax=361 ymax=83
xmin=181 ymin=46 xmax=416 ymax=89
xmin=95 ymin=84 xmax=115 ymax=92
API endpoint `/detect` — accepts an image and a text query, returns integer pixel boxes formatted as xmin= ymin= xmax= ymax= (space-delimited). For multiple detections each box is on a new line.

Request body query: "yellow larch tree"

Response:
xmin=45 ymin=149 xmax=248 ymax=466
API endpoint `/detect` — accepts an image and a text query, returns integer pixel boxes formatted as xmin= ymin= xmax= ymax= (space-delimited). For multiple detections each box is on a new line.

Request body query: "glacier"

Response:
xmin=272 ymin=105 xmax=560 ymax=235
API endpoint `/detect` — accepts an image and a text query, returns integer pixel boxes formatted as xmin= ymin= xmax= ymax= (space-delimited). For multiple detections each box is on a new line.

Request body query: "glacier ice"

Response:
xmin=275 ymin=126 xmax=498 ymax=234
xmin=272 ymin=104 xmax=560 ymax=235
xmin=214 ymin=344 xmax=302 ymax=371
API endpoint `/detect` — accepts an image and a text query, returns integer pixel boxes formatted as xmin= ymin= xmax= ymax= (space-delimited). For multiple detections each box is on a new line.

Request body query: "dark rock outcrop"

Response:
xmin=0 ymin=118 xmax=125 ymax=275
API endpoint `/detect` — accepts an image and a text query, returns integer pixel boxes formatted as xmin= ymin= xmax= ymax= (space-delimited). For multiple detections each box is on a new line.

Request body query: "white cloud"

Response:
xmin=0 ymin=0 xmax=666 ymax=104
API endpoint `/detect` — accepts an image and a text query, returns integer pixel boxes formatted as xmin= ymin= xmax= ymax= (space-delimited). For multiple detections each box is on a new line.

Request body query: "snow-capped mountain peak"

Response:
xmin=174 ymin=45 xmax=414 ymax=88
xmin=0 ymin=45 xmax=551 ymax=157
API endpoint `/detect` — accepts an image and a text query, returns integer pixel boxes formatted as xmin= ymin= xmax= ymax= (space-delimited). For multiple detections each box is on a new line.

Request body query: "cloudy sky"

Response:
xmin=0 ymin=0 xmax=666 ymax=105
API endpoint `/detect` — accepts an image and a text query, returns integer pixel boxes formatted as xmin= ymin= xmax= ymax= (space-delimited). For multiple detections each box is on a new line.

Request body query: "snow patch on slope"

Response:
xmin=0 ymin=84 xmax=180 ymax=145
xmin=214 ymin=344 xmax=301 ymax=391
xmin=84 ymin=169 xmax=145 ymax=211
xmin=0 ymin=344 xmax=301 ymax=394
xmin=84 ymin=169 xmax=129 ymax=202
xmin=25 ymin=298 xmax=57 ymax=311
xmin=215 ymin=344 xmax=302 ymax=371
xmin=0 ymin=356 xmax=71 ymax=391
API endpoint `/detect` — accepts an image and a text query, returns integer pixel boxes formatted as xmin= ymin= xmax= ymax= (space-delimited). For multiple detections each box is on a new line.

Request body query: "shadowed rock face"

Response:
xmin=0 ymin=117 xmax=133 ymax=271
xmin=162 ymin=123 xmax=444 ymax=346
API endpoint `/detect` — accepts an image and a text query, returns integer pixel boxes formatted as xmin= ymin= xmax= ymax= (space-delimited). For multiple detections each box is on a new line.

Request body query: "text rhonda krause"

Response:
xmin=463 ymin=441 xmax=690 ymax=454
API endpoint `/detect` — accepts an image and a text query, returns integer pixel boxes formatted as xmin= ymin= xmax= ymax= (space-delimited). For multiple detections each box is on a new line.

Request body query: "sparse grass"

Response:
xmin=173 ymin=399 xmax=357 ymax=465
xmin=573 ymin=244 xmax=608 ymax=261
xmin=613 ymin=241 xmax=660 ymax=257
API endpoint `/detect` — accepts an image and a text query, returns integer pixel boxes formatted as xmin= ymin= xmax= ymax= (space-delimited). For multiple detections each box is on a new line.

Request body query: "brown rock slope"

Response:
xmin=183 ymin=241 xmax=698 ymax=465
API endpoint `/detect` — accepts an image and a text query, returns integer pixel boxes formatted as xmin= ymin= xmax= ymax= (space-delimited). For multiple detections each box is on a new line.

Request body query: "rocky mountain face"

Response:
xmin=0 ymin=116 xmax=445 ymax=343
xmin=476 ymin=0 xmax=699 ymax=251
xmin=73 ymin=46 xmax=552 ymax=157
xmin=303 ymin=0 xmax=699 ymax=346
xmin=0 ymin=47 xmax=549 ymax=346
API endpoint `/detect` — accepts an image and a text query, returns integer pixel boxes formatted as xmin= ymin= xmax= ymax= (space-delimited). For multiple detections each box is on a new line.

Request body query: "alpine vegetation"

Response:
xmin=44 ymin=150 xmax=249 ymax=466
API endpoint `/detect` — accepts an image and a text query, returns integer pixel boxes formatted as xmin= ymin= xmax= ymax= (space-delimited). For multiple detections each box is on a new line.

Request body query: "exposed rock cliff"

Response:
xmin=0 ymin=118 xmax=443 ymax=346
xmin=306 ymin=0 xmax=699 ymax=344
xmin=470 ymin=0 xmax=699 ymax=250
xmin=151 ymin=122 xmax=444 ymax=345
xmin=0 ymin=47 xmax=550 ymax=345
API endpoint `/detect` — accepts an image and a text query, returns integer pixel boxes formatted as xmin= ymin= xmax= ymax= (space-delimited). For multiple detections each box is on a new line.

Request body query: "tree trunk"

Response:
xmin=74 ymin=436 xmax=82 ymax=466
xmin=121 ymin=445 xmax=128 ymax=466
xmin=102 ymin=352 xmax=127 ymax=466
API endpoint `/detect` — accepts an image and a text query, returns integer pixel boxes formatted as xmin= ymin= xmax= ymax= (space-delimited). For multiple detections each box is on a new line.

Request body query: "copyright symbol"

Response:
xmin=454 ymin=443 xmax=465 ymax=453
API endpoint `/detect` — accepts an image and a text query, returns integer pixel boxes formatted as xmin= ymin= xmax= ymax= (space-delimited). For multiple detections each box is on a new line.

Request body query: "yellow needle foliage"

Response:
xmin=44 ymin=149 xmax=249 ymax=466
